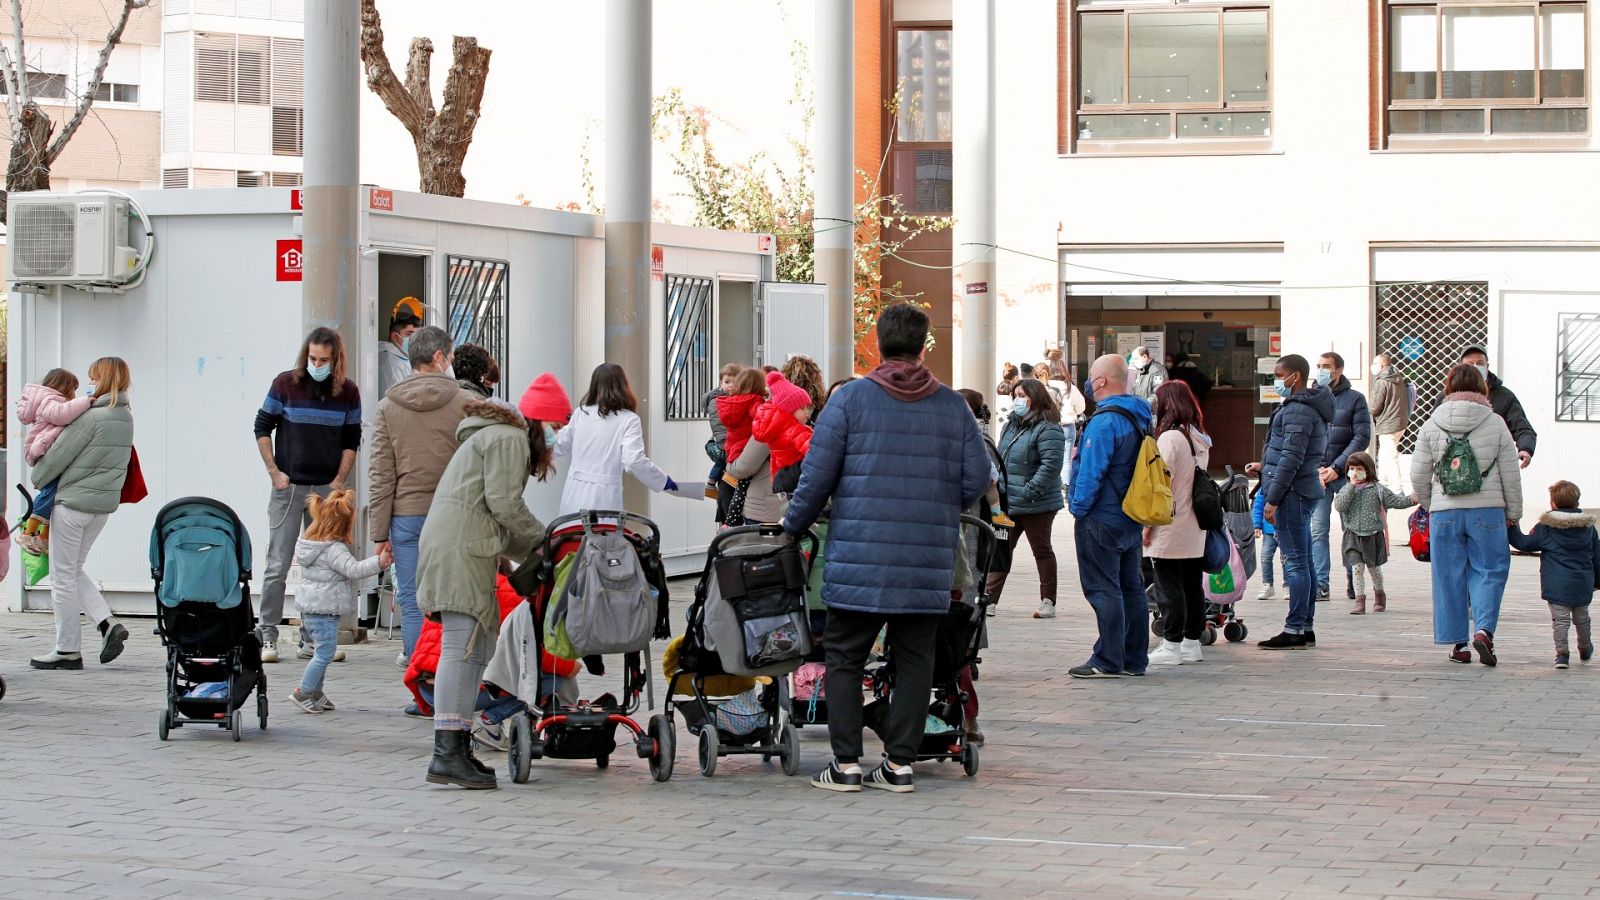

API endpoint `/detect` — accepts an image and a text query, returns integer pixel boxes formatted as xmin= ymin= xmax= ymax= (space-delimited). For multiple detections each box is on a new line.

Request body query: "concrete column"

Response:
xmin=953 ymin=0 xmax=995 ymax=390
xmin=302 ymin=0 xmax=360 ymax=349
xmin=605 ymin=0 xmax=652 ymax=513
xmin=814 ymin=0 xmax=854 ymax=380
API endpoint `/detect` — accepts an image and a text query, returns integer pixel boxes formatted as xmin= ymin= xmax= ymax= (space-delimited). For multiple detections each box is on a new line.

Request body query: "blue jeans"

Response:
xmin=1060 ymin=423 xmax=1077 ymax=489
xmin=1430 ymin=507 xmax=1511 ymax=645
xmin=1275 ymin=491 xmax=1316 ymax=634
xmin=390 ymin=514 xmax=427 ymax=657
xmin=1310 ymin=482 xmax=1352 ymax=591
xmin=1075 ymin=516 xmax=1148 ymax=674
xmin=417 ymin=681 xmax=525 ymax=725
xmin=1260 ymin=532 xmax=1279 ymax=586
xmin=298 ymin=614 xmax=340 ymax=693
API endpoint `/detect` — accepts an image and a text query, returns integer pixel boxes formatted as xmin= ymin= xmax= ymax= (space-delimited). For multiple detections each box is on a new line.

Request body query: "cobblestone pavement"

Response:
xmin=1 ymin=516 xmax=1596 ymax=899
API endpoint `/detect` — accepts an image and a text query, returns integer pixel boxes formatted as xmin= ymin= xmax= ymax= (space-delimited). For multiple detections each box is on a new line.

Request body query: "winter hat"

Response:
xmin=765 ymin=370 xmax=811 ymax=415
xmin=519 ymin=373 xmax=573 ymax=424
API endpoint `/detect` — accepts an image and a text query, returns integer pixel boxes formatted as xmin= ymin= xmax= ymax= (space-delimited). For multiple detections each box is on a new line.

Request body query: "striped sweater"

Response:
xmin=253 ymin=371 xmax=363 ymax=485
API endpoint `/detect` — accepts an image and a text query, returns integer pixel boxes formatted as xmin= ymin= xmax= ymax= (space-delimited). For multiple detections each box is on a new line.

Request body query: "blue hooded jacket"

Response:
xmin=1261 ymin=385 xmax=1334 ymax=507
xmin=1068 ymin=393 xmax=1152 ymax=534
xmin=1508 ymin=509 xmax=1600 ymax=607
xmin=782 ymin=371 xmax=991 ymax=615
xmin=1320 ymin=375 xmax=1372 ymax=490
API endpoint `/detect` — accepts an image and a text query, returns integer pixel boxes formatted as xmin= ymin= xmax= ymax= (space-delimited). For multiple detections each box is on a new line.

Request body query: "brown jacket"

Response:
xmin=369 ymin=374 xmax=473 ymax=541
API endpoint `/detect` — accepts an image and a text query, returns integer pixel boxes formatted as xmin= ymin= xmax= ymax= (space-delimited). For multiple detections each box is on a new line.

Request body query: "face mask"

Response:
xmin=308 ymin=363 xmax=332 ymax=382
xmin=1370 ymin=362 xmax=1383 ymax=377
xmin=1475 ymin=364 xmax=1489 ymax=381
xmin=541 ymin=424 xmax=557 ymax=445
xmin=1014 ymin=399 xmax=1030 ymax=414
xmin=1315 ymin=368 xmax=1333 ymax=387
xmin=1273 ymin=377 xmax=1291 ymax=399
xmin=1349 ymin=469 xmax=1369 ymax=483
xmin=443 ymin=364 xmax=455 ymax=381
xmin=401 ymin=335 xmax=412 ymax=353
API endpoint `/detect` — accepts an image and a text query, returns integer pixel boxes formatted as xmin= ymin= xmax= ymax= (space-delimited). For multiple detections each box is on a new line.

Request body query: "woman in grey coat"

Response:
xmin=28 ymin=358 xmax=135 ymax=671
xmin=1411 ymin=364 xmax=1522 ymax=667
xmin=985 ymin=379 xmax=1066 ymax=620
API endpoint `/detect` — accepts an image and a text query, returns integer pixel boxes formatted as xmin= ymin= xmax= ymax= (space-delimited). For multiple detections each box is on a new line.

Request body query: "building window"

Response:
xmin=892 ymin=28 xmax=953 ymax=214
xmin=1557 ymin=312 xmax=1600 ymax=422
xmin=664 ymin=275 xmax=713 ymax=421
xmin=272 ymin=106 xmax=304 ymax=156
xmin=446 ymin=257 xmax=510 ymax=401
xmin=91 ymin=82 xmax=141 ymax=103
xmin=162 ymin=168 xmax=190 ymax=189
xmin=1374 ymin=281 xmax=1489 ymax=450
xmin=1387 ymin=2 xmax=1587 ymax=141
xmin=0 ymin=72 xmax=68 ymax=99
xmin=1073 ymin=1 xmax=1271 ymax=147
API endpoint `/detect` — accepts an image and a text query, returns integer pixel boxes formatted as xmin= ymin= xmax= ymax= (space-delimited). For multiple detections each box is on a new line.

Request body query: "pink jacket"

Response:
xmin=16 ymin=383 xmax=93 ymax=466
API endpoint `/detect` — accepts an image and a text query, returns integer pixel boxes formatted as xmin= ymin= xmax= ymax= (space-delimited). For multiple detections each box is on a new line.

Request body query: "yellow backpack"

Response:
xmin=1098 ymin=406 xmax=1174 ymax=527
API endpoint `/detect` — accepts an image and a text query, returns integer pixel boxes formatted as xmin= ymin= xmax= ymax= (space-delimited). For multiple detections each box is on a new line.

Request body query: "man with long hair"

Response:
xmin=252 ymin=327 xmax=363 ymax=662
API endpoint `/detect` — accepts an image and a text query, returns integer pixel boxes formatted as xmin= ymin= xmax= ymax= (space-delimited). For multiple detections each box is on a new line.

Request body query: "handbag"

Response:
xmin=21 ymin=546 xmax=50 ymax=586
xmin=120 ymin=447 xmax=149 ymax=505
xmin=1202 ymin=528 xmax=1232 ymax=574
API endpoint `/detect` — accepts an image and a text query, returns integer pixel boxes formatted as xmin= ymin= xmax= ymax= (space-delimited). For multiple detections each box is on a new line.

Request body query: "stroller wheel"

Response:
xmin=157 ymin=710 xmax=170 ymax=741
xmin=230 ymin=713 xmax=243 ymax=742
xmin=508 ymin=712 xmax=534 ymax=784
xmin=1223 ymin=621 xmax=1246 ymax=643
xmin=698 ymin=727 xmax=720 ymax=778
xmin=1150 ymin=613 xmax=1164 ymax=638
xmin=0 ymin=674 xmax=7 ymax=702
xmin=780 ymin=724 xmax=800 ymax=776
xmin=1201 ymin=625 xmax=1218 ymax=646
xmin=258 ymin=693 xmax=269 ymax=731
xmin=962 ymin=742 xmax=980 ymax=777
xmin=1237 ymin=623 xmax=1248 ymax=641
xmin=648 ymin=714 xmax=675 ymax=783
xmin=595 ymin=754 xmax=610 ymax=769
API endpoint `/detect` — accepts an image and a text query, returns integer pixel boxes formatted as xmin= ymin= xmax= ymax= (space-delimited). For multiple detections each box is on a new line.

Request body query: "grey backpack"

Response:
xmin=560 ymin=522 xmax=655 ymax=656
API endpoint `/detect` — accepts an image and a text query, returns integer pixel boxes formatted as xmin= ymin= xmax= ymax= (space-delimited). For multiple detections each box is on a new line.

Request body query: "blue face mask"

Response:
xmin=1273 ymin=378 xmax=1291 ymax=399
xmin=1315 ymin=368 xmax=1333 ymax=387
xmin=1013 ymin=399 xmax=1030 ymax=415
xmin=401 ymin=335 xmax=412 ymax=354
xmin=542 ymin=424 xmax=557 ymax=445
xmin=308 ymin=363 xmax=332 ymax=382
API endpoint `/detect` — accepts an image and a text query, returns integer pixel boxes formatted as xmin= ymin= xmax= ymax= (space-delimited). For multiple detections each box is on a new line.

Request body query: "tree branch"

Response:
xmin=403 ymin=37 xmax=435 ymax=121
xmin=359 ymin=0 xmax=426 ymax=136
xmin=4 ymin=0 xmax=26 ymax=131
xmin=434 ymin=36 xmax=488 ymax=148
xmin=45 ymin=0 xmax=150 ymax=164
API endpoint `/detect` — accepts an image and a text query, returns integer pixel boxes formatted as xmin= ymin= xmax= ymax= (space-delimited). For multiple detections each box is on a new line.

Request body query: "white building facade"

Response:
xmin=976 ymin=0 xmax=1600 ymax=484
xmin=160 ymin=0 xmax=305 ymax=189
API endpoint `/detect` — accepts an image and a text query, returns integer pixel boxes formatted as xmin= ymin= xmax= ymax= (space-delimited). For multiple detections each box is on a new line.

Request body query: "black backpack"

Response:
xmin=1183 ymin=431 xmax=1225 ymax=531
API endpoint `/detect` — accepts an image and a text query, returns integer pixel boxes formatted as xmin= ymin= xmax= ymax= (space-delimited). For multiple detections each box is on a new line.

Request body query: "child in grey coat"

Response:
xmin=1333 ymin=452 xmax=1416 ymax=614
xmin=290 ymin=490 xmax=390 ymax=713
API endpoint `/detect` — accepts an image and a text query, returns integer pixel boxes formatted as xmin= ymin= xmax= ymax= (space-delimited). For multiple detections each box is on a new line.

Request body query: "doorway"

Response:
xmin=719 ymin=280 xmax=756 ymax=368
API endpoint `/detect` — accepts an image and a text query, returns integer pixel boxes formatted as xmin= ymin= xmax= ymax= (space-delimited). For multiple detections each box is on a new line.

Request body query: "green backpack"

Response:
xmin=1436 ymin=432 xmax=1493 ymax=496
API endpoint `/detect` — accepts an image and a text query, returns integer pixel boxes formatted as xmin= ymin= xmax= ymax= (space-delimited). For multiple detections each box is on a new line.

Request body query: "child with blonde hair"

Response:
xmin=289 ymin=490 xmax=390 ymax=712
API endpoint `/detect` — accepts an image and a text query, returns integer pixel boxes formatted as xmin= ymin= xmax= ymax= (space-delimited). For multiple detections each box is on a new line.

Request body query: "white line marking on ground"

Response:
xmin=1269 ymin=690 xmax=1429 ymax=700
xmin=1143 ymin=749 xmax=1330 ymax=760
xmin=834 ymin=893 xmax=974 ymax=900
xmin=965 ymin=836 xmax=1188 ymax=851
xmin=1217 ymin=717 xmax=1385 ymax=728
xmin=1063 ymin=787 xmax=1272 ymax=800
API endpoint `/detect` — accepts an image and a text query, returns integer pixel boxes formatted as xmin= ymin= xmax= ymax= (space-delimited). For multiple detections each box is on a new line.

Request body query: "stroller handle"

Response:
xmin=6 ymin=485 xmax=36 ymax=537
xmin=547 ymin=510 xmax=661 ymax=548
xmin=961 ymin=513 xmax=999 ymax=606
xmin=710 ymin=523 xmax=819 ymax=560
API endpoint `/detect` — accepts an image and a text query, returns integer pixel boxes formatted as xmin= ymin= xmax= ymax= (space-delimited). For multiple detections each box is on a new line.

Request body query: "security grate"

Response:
xmin=446 ymin=256 xmax=510 ymax=401
xmin=665 ymin=274 xmax=714 ymax=420
xmin=1556 ymin=313 xmax=1600 ymax=423
xmin=1374 ymin=281 xmax=1488 ymax=453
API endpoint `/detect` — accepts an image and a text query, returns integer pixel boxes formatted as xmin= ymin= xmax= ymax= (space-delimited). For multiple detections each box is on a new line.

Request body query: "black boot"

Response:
xmin=465 ymin=735 xmax=495 ymax=777
xmin=426 ymin=730 xmax=497 ymax=789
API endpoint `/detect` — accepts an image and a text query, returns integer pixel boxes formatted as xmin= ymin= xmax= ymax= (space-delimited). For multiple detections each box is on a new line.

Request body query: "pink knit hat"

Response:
xmin=765 ymin=370 xmax=811 ymax=415
xmin=519 ymin=373 xmax=572 ymax=424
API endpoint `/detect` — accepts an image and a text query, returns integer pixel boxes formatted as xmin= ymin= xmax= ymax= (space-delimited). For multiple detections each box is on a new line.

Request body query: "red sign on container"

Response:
xmin=651 ymin=245 xmax=665 ymax=281
xmin=290 ymin=189 xmax=303 ymax=210
xmin=277 ymin=239 xmax=303 ymax=282
xmin=369 ymin=188 xmax=394 ymax=211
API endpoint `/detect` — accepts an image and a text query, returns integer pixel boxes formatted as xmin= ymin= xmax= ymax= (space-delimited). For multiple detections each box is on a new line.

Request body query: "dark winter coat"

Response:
xmin=1260 ymin=386 xmax=1334 ymax=507
xmin=782 ymin=365 xmax=991 ymax=615
xmin=1508 ymin=509 xmax=1599 ymax=607
xmin=997 ymin=410 xmax=1066 ymax=517
xmin=1068 ymin=393 xmax=1152 ymax=533
xmin=1487 ymin=372 xmax=1538 ymax=458
xmin=1171 ymin=363 xmax=1212 ymax=401
xmin=1322 ymin=375 xmax=1372 ymax=488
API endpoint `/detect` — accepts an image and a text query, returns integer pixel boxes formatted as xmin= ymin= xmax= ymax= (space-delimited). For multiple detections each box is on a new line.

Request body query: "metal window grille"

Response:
xmin=1557 ymin=313 xmax=1600 ymax=422
xmin=446 ymin=256 xmax=510 ymax=401
xmin=665 ymin=275 xmax=714 ymax=420
xmin=1374 ymin=281 xmax=1488 ymax=452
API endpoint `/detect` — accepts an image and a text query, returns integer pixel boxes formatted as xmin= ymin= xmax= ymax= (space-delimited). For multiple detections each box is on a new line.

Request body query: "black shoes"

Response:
xmin=426 ymin=730 xmax=498 ymax=789
xmin=812 ymin=761 xmax=864 ymax=793
xmin=1315 ymin=587 xmax=1330 ymax=602
xmin=1258 ymin=632 xmax=1306 ymax=650
xmin=99 ymin=621 xmax=129 ymax=665
xmin=1304 ymin=630 xmax=1317 ymax=648
xmin=864 ymin=760 xmax=916 ymax=793
xmin=1069 ymin=664 xmax=1120 ymax=678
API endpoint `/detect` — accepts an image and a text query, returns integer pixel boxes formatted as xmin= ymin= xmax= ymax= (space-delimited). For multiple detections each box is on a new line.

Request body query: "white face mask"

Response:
xmin=1349 ymin=468 xmax=1369 ymax=483
xmin=1370 ymin=361 xmax=1383 ymax=377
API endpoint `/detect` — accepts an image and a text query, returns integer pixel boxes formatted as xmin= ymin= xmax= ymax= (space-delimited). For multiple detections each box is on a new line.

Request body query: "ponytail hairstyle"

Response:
xmin=304 ymin=489 xmax=357 ymax=544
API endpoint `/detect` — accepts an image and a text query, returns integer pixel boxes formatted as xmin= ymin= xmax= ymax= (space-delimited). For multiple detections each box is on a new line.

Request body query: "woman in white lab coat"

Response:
xmin=552 ymin=363 xmax=677 ymax=516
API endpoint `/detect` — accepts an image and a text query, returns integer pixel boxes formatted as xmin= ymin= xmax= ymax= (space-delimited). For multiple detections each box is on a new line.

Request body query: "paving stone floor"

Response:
xmin=1 ymin=516 xmax=1595 ymax=899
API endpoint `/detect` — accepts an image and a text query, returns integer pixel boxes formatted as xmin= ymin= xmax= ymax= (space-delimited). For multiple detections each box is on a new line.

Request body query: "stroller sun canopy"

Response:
xmin=150 ymin=497 xmax=252 ymax=609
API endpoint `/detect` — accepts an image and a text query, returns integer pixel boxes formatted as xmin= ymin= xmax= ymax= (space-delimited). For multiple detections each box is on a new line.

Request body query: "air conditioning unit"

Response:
xmin=6 ymin=192 xmax=140 ymax=285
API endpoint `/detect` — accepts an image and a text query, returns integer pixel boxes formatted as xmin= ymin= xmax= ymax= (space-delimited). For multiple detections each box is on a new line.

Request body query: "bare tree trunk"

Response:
xmin=3 ymin=102 xmax=55 ymax=204
xmin=359 ymin=0 xmax=490 ymax=198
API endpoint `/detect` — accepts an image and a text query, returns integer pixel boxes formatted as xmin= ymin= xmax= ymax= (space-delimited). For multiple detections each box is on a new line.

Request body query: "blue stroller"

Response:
xmin=151 ymin=497 xmax=265 ymax=741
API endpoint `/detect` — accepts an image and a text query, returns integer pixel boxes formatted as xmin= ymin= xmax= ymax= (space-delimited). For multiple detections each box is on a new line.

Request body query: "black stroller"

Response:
xmin=658 ymin=524 xmax=819 ymax=780
xmin=150 ymin=497 xmax=265 ymax=741
xmin=504 ymin=511 xmax=671 ymax=784
xmin=1149 ymin=466 xmax=1252 ymax=644
xmin=864 ymin=515 xmax=995 ymax=777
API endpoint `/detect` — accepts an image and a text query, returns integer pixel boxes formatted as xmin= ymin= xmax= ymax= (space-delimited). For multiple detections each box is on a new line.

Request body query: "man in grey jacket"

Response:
xmin=1129 ymin=346 xmax=1167 ymax=403
xmin=1367 ymin=353 xmax=1412 ymax=492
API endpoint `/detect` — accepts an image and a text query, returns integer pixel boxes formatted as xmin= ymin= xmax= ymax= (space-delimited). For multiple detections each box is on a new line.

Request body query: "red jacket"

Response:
xmin=404 ymin=574 xmax=580 ymax=715
xmin=752 ymin=402 xmax=813 ymax=475
xmin=716 ymin=393 xmax=764 ymax=463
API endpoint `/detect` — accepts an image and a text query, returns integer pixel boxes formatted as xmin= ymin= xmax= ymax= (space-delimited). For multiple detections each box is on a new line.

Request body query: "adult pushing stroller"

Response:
xmin=863 ymin=515 xmax=995 ymax=777
xmin=151 ymin=497 xmax=265 ymax=741
xmin=503 ymin=511 xmax=671 ymax=784
xmin=658 ymin=524 xmax=818 ymax=780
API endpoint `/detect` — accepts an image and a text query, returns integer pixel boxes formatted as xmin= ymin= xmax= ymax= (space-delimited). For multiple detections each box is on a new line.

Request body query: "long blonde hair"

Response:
xmin=88 ymin=357 xmax=131 ymax=406
xmin=305 ymin=490 xmax=356 ymax=543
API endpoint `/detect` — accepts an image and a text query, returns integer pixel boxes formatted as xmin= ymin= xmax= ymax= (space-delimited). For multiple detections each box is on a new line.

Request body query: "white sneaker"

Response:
xmin=1257 ymin=584 xmax=1276 ymax=600
xmin=1147 ymin=641 xmax=1184 ymax=666
xmin=396 ymin=652 xmax=409 ymax=667
xmin=260 ymin=643 xmax=280 ymax=664
xmin=297 ymin=643 xmax=347 ymax=662
xmin=1180 ymin=638 xmax=1204 ymax=663
xmin=1033 ymin=600 xmax=1057 ymax=619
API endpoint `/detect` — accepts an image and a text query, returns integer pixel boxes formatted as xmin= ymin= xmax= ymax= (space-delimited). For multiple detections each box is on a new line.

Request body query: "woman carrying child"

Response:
xmin=1333 ymin=451 xmax=1416 ymax=615
xmin=289 ymin=490 xmax=391 ymax=712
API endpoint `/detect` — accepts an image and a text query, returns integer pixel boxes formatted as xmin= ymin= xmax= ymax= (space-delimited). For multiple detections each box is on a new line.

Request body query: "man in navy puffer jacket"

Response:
xmin=1310 ymin=352 xmax=1372 ymax=600
xmin=784 ymin=304 xmax=990 ymax=794
xmin=1067 ymin=355 xmax=1153 ymax=678
xmin=1253 ymin=354 xmax=1333 ymax=650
